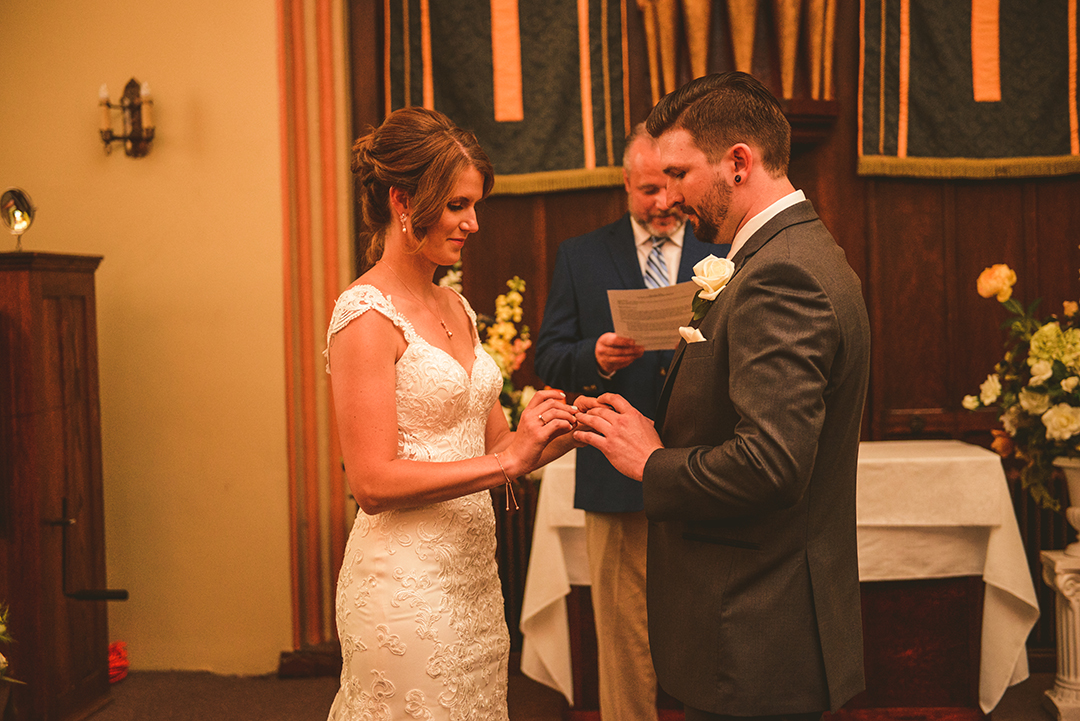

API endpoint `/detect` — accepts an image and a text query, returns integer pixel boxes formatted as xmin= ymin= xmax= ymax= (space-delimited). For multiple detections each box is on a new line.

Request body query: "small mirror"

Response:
xmin=1 ymin=188 xmax=35 ymax=251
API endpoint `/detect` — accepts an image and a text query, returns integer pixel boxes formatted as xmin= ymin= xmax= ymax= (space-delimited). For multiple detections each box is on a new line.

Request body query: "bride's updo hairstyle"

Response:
xmin=352 ymin=107 xmax=495 ymax=270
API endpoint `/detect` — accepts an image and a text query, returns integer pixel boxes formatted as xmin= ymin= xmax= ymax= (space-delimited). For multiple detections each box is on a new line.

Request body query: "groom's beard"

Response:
xmin=683 ymin=180 xmax=732 ymax=244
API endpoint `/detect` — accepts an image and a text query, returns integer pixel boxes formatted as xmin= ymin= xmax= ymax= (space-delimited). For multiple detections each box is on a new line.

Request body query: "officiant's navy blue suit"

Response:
xmin=535 ymin=213 xmax=723 ymax=512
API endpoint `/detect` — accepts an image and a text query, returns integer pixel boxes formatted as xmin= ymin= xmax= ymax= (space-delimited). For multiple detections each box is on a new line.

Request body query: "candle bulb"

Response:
xmin=140 ymin=82 xmax=153 ymax=130
xmin=99 ymin=83 xmax=110 ymax=132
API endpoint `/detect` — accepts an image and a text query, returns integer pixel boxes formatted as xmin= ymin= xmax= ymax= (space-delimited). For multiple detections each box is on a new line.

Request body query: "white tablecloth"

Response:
xmin=519 ymin=440 xmax=1040 ymax=714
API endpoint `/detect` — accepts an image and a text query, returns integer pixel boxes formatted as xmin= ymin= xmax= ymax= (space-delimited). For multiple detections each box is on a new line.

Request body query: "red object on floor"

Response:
xmin=109 ymin=641 xmax=129 ymax=683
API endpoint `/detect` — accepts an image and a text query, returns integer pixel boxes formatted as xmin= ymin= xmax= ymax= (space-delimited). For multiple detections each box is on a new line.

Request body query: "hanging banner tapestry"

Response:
xmin=859 ymin=0 xmax=1080 ymax=179
xmin=385 ymin=0 xmax=629 ymax=194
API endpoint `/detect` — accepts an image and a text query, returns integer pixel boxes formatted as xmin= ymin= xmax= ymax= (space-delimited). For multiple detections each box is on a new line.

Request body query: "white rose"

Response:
xmin=979 ymin=374 xmax=1001 ymax=405
xmin=1001 ymin=406 xmax=1022 ymax=436
xmin=1030 ymin=359 xmax=1053 ymax=386
xmin=518 ymin=385 xmax=537 ymax=411
xmin=679 ymin=326 xmax=706 ymax=344
xmin=1019 ymin=388 xmax=1052 ymax=416
xmin=1043 ymin=403 xmax=1080 ymax=441
xmin=691 ymin=255 xmax=736 ymax=301
xmin=1063 ymin=377 xmax=1080 ymax=393
xmin=962 ymin=395 xmax=980 ymax=410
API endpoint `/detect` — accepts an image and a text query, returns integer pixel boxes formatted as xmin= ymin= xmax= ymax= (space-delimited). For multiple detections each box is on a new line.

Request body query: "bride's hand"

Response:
xmin=501 ymin=389 xmax=578 ymax=474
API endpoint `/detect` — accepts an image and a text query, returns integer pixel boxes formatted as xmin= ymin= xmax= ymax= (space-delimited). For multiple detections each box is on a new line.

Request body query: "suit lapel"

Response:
xmin=729 ymin=200 xmax=819 ymax=273
xmin=604 ymin=215 xmax=645 ymax=290
xmin=654 ymin=201 xmax=820 ymax=435
xmin=674 ymin=224 xmax=700 ymax=283
xmin=654 ymin=340 xmax=685 ymax=433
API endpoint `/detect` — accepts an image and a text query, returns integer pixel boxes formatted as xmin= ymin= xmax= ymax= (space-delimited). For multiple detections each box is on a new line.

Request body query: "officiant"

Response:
xmin=534 ymin=122 xmax=725 ymax=721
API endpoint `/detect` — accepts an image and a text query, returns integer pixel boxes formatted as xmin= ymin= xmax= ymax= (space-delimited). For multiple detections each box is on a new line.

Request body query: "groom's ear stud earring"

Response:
xmin=734 ymin=174 xmax=742 ymax=184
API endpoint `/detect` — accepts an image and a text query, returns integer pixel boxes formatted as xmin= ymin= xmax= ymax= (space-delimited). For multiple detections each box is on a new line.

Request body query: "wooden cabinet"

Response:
xmin=0 ymin=252 xmax=115 ymax=720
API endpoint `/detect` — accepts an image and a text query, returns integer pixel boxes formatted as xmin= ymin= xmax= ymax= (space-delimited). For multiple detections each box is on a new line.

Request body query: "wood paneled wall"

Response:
xmin=348 ymin=0 xmax=1080 ymax=660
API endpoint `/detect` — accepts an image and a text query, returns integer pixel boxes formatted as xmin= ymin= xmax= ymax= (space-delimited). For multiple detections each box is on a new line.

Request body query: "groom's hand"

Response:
xmin=572 ymin=393 xmax=662 ymax=481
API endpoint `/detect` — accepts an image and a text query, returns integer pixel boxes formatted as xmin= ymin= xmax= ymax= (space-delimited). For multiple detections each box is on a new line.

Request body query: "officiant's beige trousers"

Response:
xmin=586 ymin=510 xmax=658 ymax=721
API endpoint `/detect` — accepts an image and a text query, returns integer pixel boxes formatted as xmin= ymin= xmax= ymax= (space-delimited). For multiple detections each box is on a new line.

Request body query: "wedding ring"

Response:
xmin=538 ymin=413 xmax=546 ymax=424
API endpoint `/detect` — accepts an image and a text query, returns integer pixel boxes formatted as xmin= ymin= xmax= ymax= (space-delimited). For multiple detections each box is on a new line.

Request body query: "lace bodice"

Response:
xmin=325 ymin=284 xmax=502 ymax=463
xmin=324 ymin=283 xmax=510 ymax=721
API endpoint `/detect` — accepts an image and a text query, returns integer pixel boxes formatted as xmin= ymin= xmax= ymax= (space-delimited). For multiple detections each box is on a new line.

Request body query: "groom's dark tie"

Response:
xmin=644 ymin=236 xmax=670 ymax=289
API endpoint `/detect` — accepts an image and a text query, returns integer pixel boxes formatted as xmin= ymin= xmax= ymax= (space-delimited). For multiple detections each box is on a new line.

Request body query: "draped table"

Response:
xmin=519 ymin=440 xmax=1039 ymax=714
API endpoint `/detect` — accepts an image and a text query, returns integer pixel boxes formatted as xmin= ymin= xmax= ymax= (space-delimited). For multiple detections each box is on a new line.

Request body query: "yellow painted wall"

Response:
xmin=0 ymin=0 xmax=292 ymax=673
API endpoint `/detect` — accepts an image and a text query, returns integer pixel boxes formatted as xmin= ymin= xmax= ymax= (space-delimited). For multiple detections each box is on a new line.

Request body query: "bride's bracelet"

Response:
xmin=493 ymin=452 xmax=519 ymax=511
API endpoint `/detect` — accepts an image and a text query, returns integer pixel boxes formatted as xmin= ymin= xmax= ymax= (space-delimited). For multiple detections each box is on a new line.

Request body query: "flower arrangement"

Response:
xmin=0 ymin=605 xmax=24 ymax=687
xmin=440 ymin=262 xmax=536 ymax=429
xmin=962 ymin=262 xmax=1080 ymax=511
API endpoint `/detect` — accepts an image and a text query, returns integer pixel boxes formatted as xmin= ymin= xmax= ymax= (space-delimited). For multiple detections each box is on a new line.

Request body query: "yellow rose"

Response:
xmin=976 ymin=263 xmax=1017 ymax=302
xmin=990 ymin=430 xmax=1014 ymax=458
xmin=691 ymin=255 xmax=736 ymax=301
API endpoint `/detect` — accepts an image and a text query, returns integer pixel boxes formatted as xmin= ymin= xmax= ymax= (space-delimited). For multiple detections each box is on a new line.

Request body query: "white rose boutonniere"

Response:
xmin=691 ymin=254 xmax=736 ymax=321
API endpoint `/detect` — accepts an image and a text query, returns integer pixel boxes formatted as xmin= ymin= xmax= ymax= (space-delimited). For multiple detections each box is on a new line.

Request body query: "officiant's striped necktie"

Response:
xmin=644 ymin=236 xmax=670 ymax=289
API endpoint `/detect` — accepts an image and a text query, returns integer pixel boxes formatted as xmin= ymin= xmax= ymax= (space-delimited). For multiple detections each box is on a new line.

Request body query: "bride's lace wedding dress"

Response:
xmin=324 ymin=285 xmax=510 ymax=721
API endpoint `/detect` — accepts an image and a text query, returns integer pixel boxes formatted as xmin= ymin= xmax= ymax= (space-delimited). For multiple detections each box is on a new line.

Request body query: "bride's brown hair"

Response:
xmin=352 ymin=107 xmax=495 ymax=272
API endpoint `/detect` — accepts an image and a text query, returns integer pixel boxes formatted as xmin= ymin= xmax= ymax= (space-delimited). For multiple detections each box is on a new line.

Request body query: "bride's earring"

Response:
xmin=400 ymin=213 xmax=408 ymax=233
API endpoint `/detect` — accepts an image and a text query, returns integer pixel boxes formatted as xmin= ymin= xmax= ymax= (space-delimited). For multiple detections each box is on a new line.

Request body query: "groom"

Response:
xmin=573 ymin=72 xmax=871 ymax=721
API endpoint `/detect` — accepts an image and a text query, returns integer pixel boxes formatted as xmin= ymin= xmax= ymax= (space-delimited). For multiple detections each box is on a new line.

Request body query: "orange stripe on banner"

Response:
xmin=897 ymin=0 xmax=910 ymax=158
xmin=385 ymin=0 xmax=392 ymax=116
xmin=877 ymin=0 xmax=885 ymax=155
xmin=275 ymin=0 xmax=302 ymax=652
xmin=316 ymin=0 xmax=346 ymax=599
xmin=402 ymin=0 xmax=411 ymax=106
xmin=491 ymin=0 xmax=524 ymax=121
xmin=621 ymin=0 xmax=630 ymax=138
xmin=858 ymin=0 xmax=865 ymax=157
xmin=971 ymin=0 xmax=1001 ymax=102
xmin=600 ymin=0 xmax=614 ymax=165
xmin=578 ymin=0 xmax=596 ymax=169
xmin=289 ymin=0 xmax=323 ymax=647
xmin=420 ymin=0 xmax=433 ymax=108
xmin=1070 ymin=0 xmax=1078 ymax=154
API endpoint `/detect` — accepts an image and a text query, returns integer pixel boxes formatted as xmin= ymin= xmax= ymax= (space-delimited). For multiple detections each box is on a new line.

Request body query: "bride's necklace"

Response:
xmin=379 ymin=260 xmax=454 ymax=339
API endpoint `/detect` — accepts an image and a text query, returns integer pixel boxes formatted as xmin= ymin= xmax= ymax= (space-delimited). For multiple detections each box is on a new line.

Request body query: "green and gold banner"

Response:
xmin=859 ymin=0 xmax=1080 ymax=179
xmin=385 ymin=0 xmax=628 ymax=194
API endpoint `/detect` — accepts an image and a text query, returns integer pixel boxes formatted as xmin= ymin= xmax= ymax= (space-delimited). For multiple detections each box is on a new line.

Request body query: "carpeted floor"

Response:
xmin=85 ymin=670 xmax=1055 ymax=720
xmin=85 ymin=668 xmax=566 ymax=721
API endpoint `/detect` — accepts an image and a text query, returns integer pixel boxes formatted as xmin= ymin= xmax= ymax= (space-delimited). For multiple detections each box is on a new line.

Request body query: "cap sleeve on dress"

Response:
xmin=323 ymin=285 xmax=417 ymax=373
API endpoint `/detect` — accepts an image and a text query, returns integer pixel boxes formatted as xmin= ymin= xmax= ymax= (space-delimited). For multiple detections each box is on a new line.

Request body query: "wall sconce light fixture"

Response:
xmin=99 ymin=78 xmax=154 ymax=157
xmin=1 ymin=188 xmax=35 ymax=252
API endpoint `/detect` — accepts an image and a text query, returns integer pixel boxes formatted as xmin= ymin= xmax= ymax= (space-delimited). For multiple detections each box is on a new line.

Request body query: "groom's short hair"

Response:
xmin=646 ymin=71 xmax=791 ymax=178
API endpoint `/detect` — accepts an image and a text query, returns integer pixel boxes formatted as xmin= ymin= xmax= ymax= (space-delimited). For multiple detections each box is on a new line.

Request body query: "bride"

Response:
xmin=324 ymin=106 xmax=578 ymax=720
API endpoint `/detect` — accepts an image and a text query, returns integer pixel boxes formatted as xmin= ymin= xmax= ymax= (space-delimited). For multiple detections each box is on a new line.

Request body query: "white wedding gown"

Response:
xmin=324 ymin=285 xmax=510 ymax=721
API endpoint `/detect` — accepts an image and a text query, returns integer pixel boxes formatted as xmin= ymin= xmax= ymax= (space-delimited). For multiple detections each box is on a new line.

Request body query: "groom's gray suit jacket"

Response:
xmin=642 ymin=200 xmax=870 ymax=716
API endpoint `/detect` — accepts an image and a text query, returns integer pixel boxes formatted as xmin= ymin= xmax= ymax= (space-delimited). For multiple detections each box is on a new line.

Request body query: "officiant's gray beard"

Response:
xmin=643 ymin=212 xmax=685 ymax=238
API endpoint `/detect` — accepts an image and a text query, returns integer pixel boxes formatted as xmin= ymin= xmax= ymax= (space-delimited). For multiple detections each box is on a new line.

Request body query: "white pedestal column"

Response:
xmin=1042 ymin=551 xmax=1080 ymax=720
